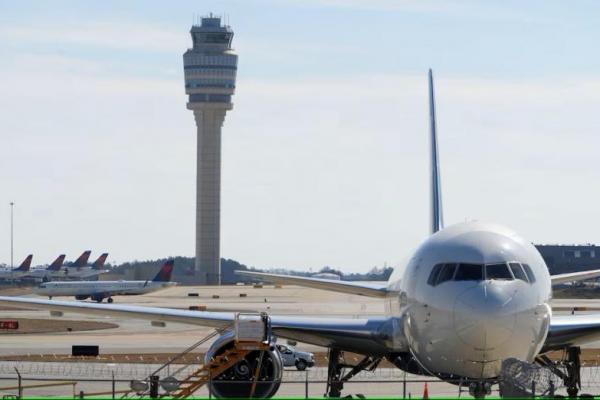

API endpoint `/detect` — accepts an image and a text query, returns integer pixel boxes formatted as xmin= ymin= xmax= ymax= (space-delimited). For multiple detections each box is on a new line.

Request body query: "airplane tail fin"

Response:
xmin=152 ymin=260 xmax=175 ymax=282
xmin=92 ymin=253 xmax=109 ymax=270
xmin=47 ymin=254 xmax=66 ymax=271
xmin=15 ymin=255 xmax=33 ymax=272
xmin=72 ymin=250 xmax=91 ymax=269
xmin=428 ymin=69 xmax=444 ymax=234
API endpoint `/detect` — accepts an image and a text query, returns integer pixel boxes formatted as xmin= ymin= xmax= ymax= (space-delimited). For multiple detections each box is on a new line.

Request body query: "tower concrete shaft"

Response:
xmin=183 ymin=16 xmax=237 ymax=284
xmin=193 ymin=107 xmax=227 ymax=285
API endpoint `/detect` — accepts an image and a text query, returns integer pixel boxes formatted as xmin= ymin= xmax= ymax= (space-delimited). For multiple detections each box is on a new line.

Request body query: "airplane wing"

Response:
xmin=0 ymin=296 xmax=396 ymax=355
xmin=545 ymin=313 xmax=600 ymax=351
xmin=551 ymin=269 xmax=600 ymax=285
xmin=235 ymin=270 xmax=392 ymax=298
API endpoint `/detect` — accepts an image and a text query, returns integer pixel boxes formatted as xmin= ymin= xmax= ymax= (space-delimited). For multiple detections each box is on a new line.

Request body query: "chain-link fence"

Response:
xmin=2 ymin=361 xmax=600 ymax=398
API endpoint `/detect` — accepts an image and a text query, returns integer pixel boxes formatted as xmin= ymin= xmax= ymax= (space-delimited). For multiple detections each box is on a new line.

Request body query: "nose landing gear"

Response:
xmin=468 ymin=381 xmax=492 ymax=398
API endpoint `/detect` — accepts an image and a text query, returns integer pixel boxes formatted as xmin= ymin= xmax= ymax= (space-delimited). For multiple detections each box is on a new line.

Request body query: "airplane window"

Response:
xmin=436 ymin=263 xmax=457 ymax=285
xmin=485 ymin=263 xmax=513 ymax=280
xmin=509 ymin=262 xmax=528 ymax=282
xmin=454 ymin=264 xmax=483 ymax=281
xmin=522 ymin=264 xmax=536 ymax=283
xmin=427 ymin=264 xmax=444 ymax=286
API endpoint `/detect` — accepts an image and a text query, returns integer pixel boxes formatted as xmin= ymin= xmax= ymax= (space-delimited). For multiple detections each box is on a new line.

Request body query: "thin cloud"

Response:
xmin=0 ymin=21 xmax=186 ymax=52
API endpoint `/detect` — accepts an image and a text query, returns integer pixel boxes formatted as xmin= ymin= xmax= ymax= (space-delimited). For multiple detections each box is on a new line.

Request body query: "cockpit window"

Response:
xmin=509 ymin=262 xmax=528 ymax=282
xmin=436 ymin=263 xmax=457 ymax=285
xmin=521 ymin=263 xmax=536 ymax=283
xmin=454 ymin=263 xmax=483 ymax=281
xmin=427 ymin=264 xmax=444 ymax=286
xmin=485 ymin=263 xmax=513 ymax=280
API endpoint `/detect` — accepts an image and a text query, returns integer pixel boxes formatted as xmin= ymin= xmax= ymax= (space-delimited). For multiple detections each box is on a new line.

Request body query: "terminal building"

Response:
xmin=535 ymin=244 xmax=600 ymax=275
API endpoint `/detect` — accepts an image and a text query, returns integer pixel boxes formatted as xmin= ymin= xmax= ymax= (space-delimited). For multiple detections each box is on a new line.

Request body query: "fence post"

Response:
xmin=149 ymin=375 xmax=159 ymax=399
xmin=549 ymin=380 xmax=555 ymax=397
xmin=208 ymin=373 xmax=212 ymax=400
xmin=305 ymin=370 xmax=309 ymax=399
xmin=402 ymin=372 xmax=406 ymax=399
xmin=112 ymin=371 xmax=116 ymax=400
xmin=14 ymin=368 xmax=22 ymax=399
xmin=531 ymin=380 xmax=536 ymax=398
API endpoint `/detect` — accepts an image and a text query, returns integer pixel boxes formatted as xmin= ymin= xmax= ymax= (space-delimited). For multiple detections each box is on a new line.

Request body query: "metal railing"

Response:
xmin=3 ymin=361 xmax=600 ymax=398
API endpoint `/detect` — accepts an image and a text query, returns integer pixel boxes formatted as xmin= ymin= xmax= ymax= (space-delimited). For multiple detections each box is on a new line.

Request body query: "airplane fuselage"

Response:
xmin=388 ymin=221 xmax=552 ymax=380
xmin=34 ymin=280 xmax=176 ymax=299
xmin=0 ymin=270 xmax=29 ymax=280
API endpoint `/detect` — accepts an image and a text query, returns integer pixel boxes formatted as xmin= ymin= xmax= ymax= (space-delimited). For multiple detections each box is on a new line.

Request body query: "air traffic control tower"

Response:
xmin=183 ymin=16 xmax=237 ymax=284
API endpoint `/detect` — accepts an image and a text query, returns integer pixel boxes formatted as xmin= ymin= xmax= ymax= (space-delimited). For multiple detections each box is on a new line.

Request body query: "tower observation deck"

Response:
xmin=183 ymin=16 xmax=238 ymax=284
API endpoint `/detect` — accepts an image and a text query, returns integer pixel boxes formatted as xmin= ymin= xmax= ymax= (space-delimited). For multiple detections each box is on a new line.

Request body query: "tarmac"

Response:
xmin=0 ymin=285 xmax=600 ymax=397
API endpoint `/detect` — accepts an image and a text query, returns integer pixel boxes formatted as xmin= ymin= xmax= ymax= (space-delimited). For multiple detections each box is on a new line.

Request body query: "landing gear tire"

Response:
xmin=107 ymin=297 xmax=114 ymax=304
xmin=95 ymin=298 xmax=103 ymax=303
xmin=295 ymin=359 xmax=307 ymax=371
xmin=468 ymin=382 xmax=491 ymax=399
xmin=48 ymin=296 xmax=52 ymax=300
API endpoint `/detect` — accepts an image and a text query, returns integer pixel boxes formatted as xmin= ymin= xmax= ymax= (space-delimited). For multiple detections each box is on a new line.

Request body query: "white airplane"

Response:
xmin=26 ymin=254 xmax=66 ymax=281
xmin=64 ymin=252 xmax=109 ymax=279
xmin=59 ymin=250 xmax=91 ymax=278
xmin=0 ymin=255 xmax=32 ymax=280
xmin=2 ymin=70 xmax=600 ymax=398
xmin=33 ymin=260 xmax=176 ymax=303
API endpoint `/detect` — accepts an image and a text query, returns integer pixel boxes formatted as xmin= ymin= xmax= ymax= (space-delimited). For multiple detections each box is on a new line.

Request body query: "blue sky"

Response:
xmin=1 ymin=1 xmax=600 ymax=272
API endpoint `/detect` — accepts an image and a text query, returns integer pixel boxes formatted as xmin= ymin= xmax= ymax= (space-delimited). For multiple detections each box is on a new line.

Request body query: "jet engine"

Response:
xmin=205 ymin=331 xmax=283 ymax=399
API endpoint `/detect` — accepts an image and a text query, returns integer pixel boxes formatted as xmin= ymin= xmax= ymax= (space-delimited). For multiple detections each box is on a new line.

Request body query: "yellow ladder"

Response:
xmin=170 ymin=342 xmax=270 ymax=399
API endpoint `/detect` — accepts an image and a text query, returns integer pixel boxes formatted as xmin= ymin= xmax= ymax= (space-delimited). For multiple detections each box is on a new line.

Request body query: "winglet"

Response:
xmin=15 ymin=255 xmax=33 ymax=272
xmin=551 ymin=269 xmax=600 ymax=285
xmin=72 ymin=250 xmax=92 ymax=269
xmin=47 ymin=254 xmax=66 ymax=271
xmin=152 ymin=260 xmax=175 ymax=282
xmin=92 ymin=253 xmax=109 ymax=270
xmin=429 ymin=69 xmax=444 ymax=234
xmin=235 ymin=270 xmax=391 ymax=298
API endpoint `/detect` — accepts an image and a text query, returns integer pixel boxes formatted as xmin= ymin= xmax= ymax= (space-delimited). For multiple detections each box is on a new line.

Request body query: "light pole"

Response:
xmin=10 ymin=202 xmax=14 ymax=270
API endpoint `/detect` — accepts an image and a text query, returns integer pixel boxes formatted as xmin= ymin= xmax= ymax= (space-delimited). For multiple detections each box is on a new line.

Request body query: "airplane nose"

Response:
xmin=453 ymin=283 xmax=516 ymax=350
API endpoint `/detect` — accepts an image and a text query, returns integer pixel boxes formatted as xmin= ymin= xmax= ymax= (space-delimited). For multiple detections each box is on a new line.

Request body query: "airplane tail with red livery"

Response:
xmin=72 ymin=251 xmax=91 ymax=270
xmin=92 ymin=253 xmax=109 ymax=270
xmin=14 ymin=255 xmax=33 ymax=272
xmin=47 ymin=254 xmax=66 ymax=271
xmin=152 ymin=260 xmax=175 ymax=282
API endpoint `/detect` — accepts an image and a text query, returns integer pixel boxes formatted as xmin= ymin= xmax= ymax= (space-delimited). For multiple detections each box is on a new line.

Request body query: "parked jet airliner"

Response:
xmin=2 ymin=71 xmax=600 ymax=398
xmin=60 ymin=250 xmax=91 ymax=278
xmin=34 ymin=260 xmax=175 ymax=303
xmin=27 ymin=254 xmax=66 ymax=281
xmin=0 ymin=255 xmax=32 ymax=280
xmin=64 ymin=253 xmax=109 ymax=279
